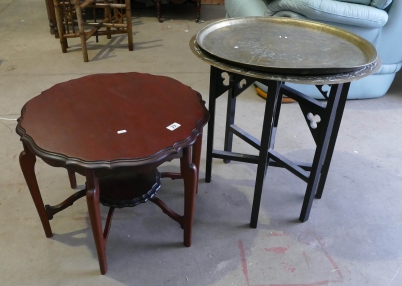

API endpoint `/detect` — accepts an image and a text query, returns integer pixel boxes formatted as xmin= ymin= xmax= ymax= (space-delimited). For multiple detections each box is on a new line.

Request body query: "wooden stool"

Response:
xmin=53 ymin=0 xmax=133 ymax=62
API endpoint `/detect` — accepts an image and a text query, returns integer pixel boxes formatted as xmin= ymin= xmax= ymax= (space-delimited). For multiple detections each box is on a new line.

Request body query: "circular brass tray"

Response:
xmin=196 ymin=17 xmax=378 ymax=75
xmin=190 ymin=36 xmax=380 ymax=85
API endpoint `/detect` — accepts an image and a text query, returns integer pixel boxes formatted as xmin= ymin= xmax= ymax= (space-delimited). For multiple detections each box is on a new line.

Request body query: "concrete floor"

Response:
xmin=1 ymin=1 xmax=402 ymax=285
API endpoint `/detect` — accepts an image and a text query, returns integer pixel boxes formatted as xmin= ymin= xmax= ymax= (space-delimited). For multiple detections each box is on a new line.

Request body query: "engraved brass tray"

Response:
xmin=196 ymin=17 xmax=378 ymax=75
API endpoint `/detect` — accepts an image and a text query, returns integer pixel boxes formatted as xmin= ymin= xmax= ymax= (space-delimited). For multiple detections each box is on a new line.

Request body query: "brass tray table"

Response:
xmin=190 ymin=17 xmax=380 ymax=226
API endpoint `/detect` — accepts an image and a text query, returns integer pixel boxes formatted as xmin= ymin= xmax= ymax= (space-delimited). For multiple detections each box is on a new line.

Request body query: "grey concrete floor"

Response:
xmin=1 ymin=1 xmax=402 ymax=285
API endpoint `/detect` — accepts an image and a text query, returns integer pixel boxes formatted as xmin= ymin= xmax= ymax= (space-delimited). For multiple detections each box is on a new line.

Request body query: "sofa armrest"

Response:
xmin=376 ymin=1 xmax=402 ymax=64
xmin=265 ymin=0 xmax=388 ymax=28
xmin=226 ymin=0 xmax=271 ymax=18
xmin=336 ymin=0 xmax=392 ymax=9
xmin=370 ymin=0 xmax=392 ymax=9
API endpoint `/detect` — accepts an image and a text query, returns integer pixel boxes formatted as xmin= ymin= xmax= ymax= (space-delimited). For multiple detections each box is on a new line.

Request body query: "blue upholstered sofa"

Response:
xmin=225 ymin=0 xmax=400 ymax=99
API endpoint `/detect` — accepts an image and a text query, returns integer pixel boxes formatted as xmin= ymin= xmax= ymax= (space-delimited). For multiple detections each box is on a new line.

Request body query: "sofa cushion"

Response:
xmin=265 ymin=0 xmax=389 ymax=28
xmin=290 ymin=1 xmax=393 ymax=10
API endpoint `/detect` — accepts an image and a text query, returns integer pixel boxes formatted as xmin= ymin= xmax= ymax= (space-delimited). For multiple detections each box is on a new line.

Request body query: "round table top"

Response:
xmin=16 ymin=72 xmax=209 ymax=171
xmin=190 ymin=36 xmax=381 ymax=85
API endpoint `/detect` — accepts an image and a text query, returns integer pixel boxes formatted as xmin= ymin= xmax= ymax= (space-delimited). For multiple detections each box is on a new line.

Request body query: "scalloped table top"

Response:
xmin=16 ymin=72 xmax=209 ymax=169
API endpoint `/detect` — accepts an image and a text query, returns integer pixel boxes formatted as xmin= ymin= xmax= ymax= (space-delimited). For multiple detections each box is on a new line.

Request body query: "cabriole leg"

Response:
xmin=19 ymin=143 xmax=53 ymax=238
xmin=85 ymin=170 xmax=107 ymax=274
xmin=180 ymin=146 xmax=197 ymax=247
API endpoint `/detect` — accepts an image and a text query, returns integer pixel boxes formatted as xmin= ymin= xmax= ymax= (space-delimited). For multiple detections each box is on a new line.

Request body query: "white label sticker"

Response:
xmin=167 ymin=123 xmax=181 ymax=131
xmin=117 ymin=130 xmax=127 ymax=134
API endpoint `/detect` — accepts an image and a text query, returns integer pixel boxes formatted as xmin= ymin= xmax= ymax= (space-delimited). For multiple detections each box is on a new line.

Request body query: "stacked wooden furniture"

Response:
xmin=53 ymin=0 xmax=133 ymax=62
xmin=156 ymin=0 xmax=201 ymax=23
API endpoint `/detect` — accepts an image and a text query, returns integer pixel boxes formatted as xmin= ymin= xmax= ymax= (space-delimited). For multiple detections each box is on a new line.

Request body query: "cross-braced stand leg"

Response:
xmin=205 ymin=66 xmax=221 ymax=182
xmin=299 ymin=82 xmax=350 ymax=222
xmin=205 ymin=66 xmax=254 ymax=181
xmin=250 ymin=81 xmax=283 ymax=228
xmin=223 ymin=73 xmax=237 ymax=163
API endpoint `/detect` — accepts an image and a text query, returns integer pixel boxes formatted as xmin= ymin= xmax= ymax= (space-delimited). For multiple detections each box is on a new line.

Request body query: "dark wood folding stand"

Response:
xmin=189 ymin=38 xmax=380 ymax=227
xmin=205 ymin=66 xmax=353 ymax=226
xmin=16 ymin=72 xmax=209 ymax=274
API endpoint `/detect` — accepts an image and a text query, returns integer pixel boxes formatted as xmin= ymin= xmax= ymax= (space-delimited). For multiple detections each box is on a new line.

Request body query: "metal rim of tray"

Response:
xmin=190 ymin=36 xmax=381 ymax=85
xmin=195 ymin=17 xmax=378 ymax=75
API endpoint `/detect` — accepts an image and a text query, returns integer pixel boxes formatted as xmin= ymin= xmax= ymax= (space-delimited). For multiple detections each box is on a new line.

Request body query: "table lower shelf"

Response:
xmin=99 ymin=170 xmax=161 ymax=208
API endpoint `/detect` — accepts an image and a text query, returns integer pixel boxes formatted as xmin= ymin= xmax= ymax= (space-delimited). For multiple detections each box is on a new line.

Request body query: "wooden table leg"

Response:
xmin=192 ymin=133 xmax=202 ymax=193
xmin=85 ymin=170 xmax=107 ymax=275
xmin=19 ymin=143 xmax=53 ymax=238
xmin=180 ymin=146 xmax=197 ymax=247
xmin=125 ymin=0 xmax=134 ymax=51
xmin=53 ymin=0 xmax=68 ymax=53
xmin=68 ymin=170 xmax=77 ymax=189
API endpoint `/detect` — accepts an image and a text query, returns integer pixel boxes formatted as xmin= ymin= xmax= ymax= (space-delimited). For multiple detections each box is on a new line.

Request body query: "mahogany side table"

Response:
xmin=16 ymin=72 xmax=209 ymax=274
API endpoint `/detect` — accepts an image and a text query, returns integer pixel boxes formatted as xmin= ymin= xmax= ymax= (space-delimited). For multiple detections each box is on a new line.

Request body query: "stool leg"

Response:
xmin=53 ymin=0 xmax=68 ymax=53
xmin=104 ymin=0 xmax=111 ymax=39
xmin=19 ymin=143 xmax=53 ymax=238
xmin=180 ymin=146 xmax=197 ymax=247
xmin=85 ymin=170 xmax=107 ymax=274
xmin=125 ymin=0 xmax=133 ymax=51
xmin=156 ymin=0 xmax=162 ymax=22
xmin=195 ymin=0 xmax=200 ymax=22
xmin=74 ymin=0 xmax=89 ymax=62
xmin=45 ymin=0 xmax=56 ymax=36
